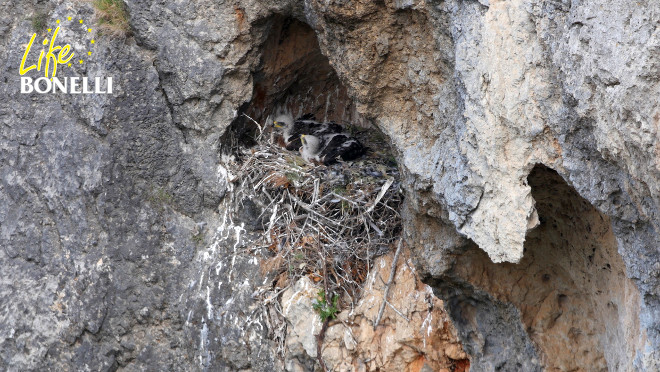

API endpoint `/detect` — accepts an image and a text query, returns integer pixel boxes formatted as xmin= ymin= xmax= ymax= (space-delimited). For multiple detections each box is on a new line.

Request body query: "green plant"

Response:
xmin=148 ymin=187 xmax=174 ymax=208
xmin=31 ymin=12 xmax=48 ymax=32
xmin=386 ymin=155 xmax=397 ymax=167
xmin=312 ymin=290 xmax=339 ymax=322
xmin=286 ymin=156 xmax=306 ymax=167
xmin=285 ymin=172 xmax=300 ymax=182
xmin=341 ymin=200 xmax=350 ymax=213
xmin=332 ymin=185 xmax=346 ymax=195
xmin=345 ymin=123 xmax=360 ymax=136
xmin=191 ymin=232 xmax=204 ymax=246
xmin=369 ymin=129 xmax=388 ymax=144
xmin=293 ymin=252 xmax=305 ymax=261
xmin=156 ymin=188 xmax=173 ymax=203
xmin=93 ymin=0 xmax=130 ymax=36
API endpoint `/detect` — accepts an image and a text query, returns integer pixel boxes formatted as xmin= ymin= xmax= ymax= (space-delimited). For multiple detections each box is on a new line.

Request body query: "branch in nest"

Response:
xmin=373 ymin=238 xmax=404 ymax=329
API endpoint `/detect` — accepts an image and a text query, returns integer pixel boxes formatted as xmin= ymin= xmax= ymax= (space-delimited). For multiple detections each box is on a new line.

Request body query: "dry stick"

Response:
xmin=242 ymin=113 xmax=264 ymax=139
xmin=322 ymin=242 xmax=329 ymax=300
xmin=316 ymin=239 xmax=330 ymax=372
xmin=366 ymin=177 xmax=394 ymax=213
xmin=316 ymin=319 xmax=329 ymax=372
xmin=386 ymin=300 xmax=410 ymax=322
xmin=290 ymin=194 xmax=341 ymax=226
xmin=373 ymin=237 xmax=404 ymax=329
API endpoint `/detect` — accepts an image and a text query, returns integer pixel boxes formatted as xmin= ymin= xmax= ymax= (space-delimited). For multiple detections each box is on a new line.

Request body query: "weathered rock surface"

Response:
xmin=421 ymin=165 xmax=644 ymax=371
xmin=1 ymin=0 xmax=659 ymax=370
xmin=1 ymin=1 xmax=276 ymax=370
xmin=282 ymin=250 xmax=468 ymax=372
xmin=302 ymin=0 xmax=660 ymax=369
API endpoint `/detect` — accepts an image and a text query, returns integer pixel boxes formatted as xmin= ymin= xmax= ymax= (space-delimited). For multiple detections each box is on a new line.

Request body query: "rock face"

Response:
xmin=282 ymin=250 xmax=469 ymax=372
xmin=301 ymin=0 xmax=660 ymax=369
xmin=1 ymin=1 xmax=277 ymax=370
xmin=423 ymin=165 xmax=644 ymax=371
xmin=1 ymin=0 xmax=659 ymax=371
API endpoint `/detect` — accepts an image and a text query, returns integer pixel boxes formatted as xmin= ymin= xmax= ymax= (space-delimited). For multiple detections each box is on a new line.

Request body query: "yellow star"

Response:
xmin=56 ymin=20 xmax=60 ymax=24
xmin=68 ymin=63 xmax=72 ymax=67
xmin=90 ymin=39 xmax=95 ymax=44
xmin=79 ymin=20 xmax=83 ymax=24
xmin=79 ymin=59 xmax=83 ymax=64
xmin=48 ymin=28 xmax=52 ymax=32
xmin=88 ymin=28 xmax=92 ymax=32
xmin=88 ymin=51 xmax=92 ymax=55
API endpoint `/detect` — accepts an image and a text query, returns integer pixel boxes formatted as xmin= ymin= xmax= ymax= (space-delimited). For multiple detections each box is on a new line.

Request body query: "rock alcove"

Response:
xmin=223 ymin=15 xmax=371 ymax=150
xmin=2 ymin=1 xmax=659 ymax=371
xmin=436 ymin=165 xmax=643 ymax=371
xmin=219 ymin=13 xmax=647 ymax=372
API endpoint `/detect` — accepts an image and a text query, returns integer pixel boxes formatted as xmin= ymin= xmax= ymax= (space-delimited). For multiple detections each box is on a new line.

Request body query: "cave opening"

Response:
xmin=222 ymin=15 xmax=371 ymax=152
xmin=447 ymin=164 xmax=642 ymax=370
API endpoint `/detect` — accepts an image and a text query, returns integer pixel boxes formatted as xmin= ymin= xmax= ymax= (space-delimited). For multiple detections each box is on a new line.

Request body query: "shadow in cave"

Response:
xmin=221 ymin=15 xmax=370 ymax=152
xmin=437 ymin=164 xmax=642 ymax=371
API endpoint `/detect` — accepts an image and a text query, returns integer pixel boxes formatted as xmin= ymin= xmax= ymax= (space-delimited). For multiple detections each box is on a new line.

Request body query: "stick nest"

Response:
xmin=222 ymin=121 xmax=403 ymax=306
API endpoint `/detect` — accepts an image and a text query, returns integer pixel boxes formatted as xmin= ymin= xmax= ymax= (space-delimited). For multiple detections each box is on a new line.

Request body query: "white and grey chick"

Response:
xmin=300 ymin=133 xmax=365 ymax=165
xmin=272 ymin=113 xmax=343 ymax=151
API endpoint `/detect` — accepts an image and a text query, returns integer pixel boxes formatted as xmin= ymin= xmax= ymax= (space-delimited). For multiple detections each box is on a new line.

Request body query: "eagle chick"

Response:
xmin=300 ymin=133 xmax=365 ymax=165
xmin=272 ymin=113 xmax=342 ymax=151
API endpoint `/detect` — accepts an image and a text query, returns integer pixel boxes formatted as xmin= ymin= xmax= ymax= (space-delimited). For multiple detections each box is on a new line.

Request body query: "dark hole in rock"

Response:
xmin=221 ymin=15 xmax=375 ymax=152
xmin=446 ymin=164 xmax=642 ymax=370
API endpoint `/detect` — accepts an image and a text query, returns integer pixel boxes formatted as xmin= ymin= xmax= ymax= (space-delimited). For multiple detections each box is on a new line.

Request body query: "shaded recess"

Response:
xmin=223 ymin=15 xmax=369 ymax=150
xmin=436 ymin=165 xmax=642 ymax=371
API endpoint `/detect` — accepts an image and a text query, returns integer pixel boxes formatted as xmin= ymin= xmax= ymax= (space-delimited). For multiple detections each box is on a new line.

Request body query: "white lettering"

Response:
xmin=94 ymin=77 xmax=102 ymax=94
xmin=82 ymin=77 xmax=93 ymax=94
xmin=20 ymin=77 xmax=33 ymax=93
xmin=70 ymin=77 xmax=80 ymax=94
xmin=52 ymin=77 xmax=67 ymax=93
xmin=18 ymin=76 xmax=113 ymax=94
xmin=34 ymin=77 xmax=51 ymax=93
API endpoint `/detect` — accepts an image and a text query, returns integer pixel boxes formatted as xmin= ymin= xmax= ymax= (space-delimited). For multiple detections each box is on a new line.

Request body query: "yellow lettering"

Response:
xmin=44 ymin=27 xmax=63 ymax=78
xmin=58 ymin=45 xmax=73 ymax=64
xmin=20 ymin=26 xmax=76 ymax=78
xmin=19 ymin=33 xmax=37 ymax=75
xmin=38 ymin=50 xmax=45 ymax=72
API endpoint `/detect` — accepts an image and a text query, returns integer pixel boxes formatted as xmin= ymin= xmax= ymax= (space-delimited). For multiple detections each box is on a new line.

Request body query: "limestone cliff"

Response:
xmin=1 ymin=0 xmax=658 ymax=371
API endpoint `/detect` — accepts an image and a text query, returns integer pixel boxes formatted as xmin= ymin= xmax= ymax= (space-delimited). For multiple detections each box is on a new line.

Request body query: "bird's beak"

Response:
xmin=301 ymin=135 xmax=306 ymax=145
xmin=273 ymin=121 xmax=283 ymax=128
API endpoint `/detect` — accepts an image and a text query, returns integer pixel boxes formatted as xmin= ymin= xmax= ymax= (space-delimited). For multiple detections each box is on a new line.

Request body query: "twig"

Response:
xmin=242 ymin=113 xmax=264 ymax=140
xmin=374 ymin=238 xmax=403 ymax=329
xmin=258 ymin=285 xmax=291 ymax=304
xmin=366 ymin=217 xmax=384 ymax=237
xmin=290 ymin=194 xmax=341 ymax=226
xmin=386 ymin=300 xmax=409 ymax=322
xmin=366 ymin=177 xmax=394 ymax=213
xmin=329 ymin=192 xmax=361 ymax=206
xmin=316 ymin=319 xmax=329 ymax=372
xmin=266 ymin=203 xmax=279 ymax=243
xmin=339 ymin=319 xmax=357 ymax=345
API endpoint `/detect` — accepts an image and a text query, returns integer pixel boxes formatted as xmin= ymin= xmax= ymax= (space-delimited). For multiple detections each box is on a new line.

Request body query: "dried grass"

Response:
xmin=92 ymin=0 xmax=130 ymax=37
xmin=31 ymin=12 xmax=48 ymax=33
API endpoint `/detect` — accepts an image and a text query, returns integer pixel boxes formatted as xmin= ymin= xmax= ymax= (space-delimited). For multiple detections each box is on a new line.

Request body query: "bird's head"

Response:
xmin=272 ymin=113 xmax=294 ymax=130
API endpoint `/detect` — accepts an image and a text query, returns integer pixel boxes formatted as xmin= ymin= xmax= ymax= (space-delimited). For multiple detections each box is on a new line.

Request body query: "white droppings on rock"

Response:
xmin=206 ymin=286 xmax=213 ymax=320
